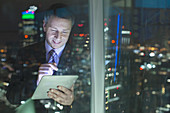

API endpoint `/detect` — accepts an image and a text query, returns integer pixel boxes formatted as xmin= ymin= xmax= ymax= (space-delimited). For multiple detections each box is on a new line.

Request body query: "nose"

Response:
xmin=54 ymin=31 xmax=62 ymax=39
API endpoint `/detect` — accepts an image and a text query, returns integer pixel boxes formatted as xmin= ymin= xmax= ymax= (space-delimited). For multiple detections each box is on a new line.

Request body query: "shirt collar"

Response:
xmin=45 ymin=40 xmax=65 ymax=57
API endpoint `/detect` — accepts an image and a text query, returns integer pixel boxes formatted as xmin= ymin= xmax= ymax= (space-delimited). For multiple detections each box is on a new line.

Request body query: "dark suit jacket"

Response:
xmin=6 ymin=41 xmax=74 ymax=113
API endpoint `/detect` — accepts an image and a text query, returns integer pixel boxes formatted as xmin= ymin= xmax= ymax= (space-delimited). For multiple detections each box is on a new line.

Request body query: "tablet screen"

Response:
xmin=31 ymin=75 xmax=78 ymax=100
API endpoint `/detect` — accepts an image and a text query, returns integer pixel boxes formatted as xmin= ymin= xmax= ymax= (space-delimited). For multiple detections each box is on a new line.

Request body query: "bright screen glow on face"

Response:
xmin=44 ymin=16 xmax=72 ymax=49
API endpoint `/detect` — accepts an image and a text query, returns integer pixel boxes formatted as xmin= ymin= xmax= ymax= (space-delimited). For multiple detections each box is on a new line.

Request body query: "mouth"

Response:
xmin=52 ymin=40 xmax=61 ymax=44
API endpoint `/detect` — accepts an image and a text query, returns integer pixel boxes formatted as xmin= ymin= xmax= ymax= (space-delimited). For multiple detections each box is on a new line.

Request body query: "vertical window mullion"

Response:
xmin=89 ymin=0 xmax=105 ymax=113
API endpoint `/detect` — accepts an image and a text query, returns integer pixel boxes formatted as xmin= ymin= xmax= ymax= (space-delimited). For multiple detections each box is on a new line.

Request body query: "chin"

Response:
xmin=52 ymin=45 xmax=61 ymax=49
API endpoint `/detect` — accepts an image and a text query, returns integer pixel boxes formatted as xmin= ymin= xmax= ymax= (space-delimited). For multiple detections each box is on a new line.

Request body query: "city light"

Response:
xmin=152 ymin=91 xmax=156 ymax=94
xmin=27 ymin=6 xmax=38 ymax=12
xmin=161 ymin=59 xmax=168 ymax=62
xmin=108 ymin=68 xmax=112 ymax=71
xmin=149 ymin=52 xmax=155 ymax=57
xmin=116 ymin=72 xmax=119 ymax=75
xmin=21 ymin=101 xmax=26 ymax=104
xmin=114 ymin=93 xmax=117 ymax=97
xmin=136 ymin=92 xmax=140 ymax=95
xmin=122 ymin=25 xmax=125 ymax=29
xmin=140 ymin=67 xmax=143 ymax=70
xmin=152 ymin=64 xmax=156 ymax=68
xmin=162 ymin=86 xmax=165 ymax=94
xmin=147 ymin=64 xmax=152 ymax=69
xmin=140 ymin=65 xmax=145 ymax=70
xmin=144 ymin=79 xmax=148 ymax=83
xmin=139 ymin=46 xmax=145 ymax=51
xmin=139 ymin=52 xmax=145 ymax=56
xmin=105 ymin=106 xmax=109 ymax=110
xmin=22 ymin=6 xmax=37 ymax=20
xmin=25 ymin=35 xmax=28 ymax=38
xmin=40 ymin=34 xmax=43 ymax=37
xmin=104 ymin=27 xmax=109 ymax=32
xmin=78 ymin=24 xmax=84 ymax=27
xmin=133 ymin=49 xmax=140 ymax=54
xmin=148 ymin=47 xmax=158 ymax=51
xmin=1 ymin=58 xmax=6 ymax=62
xmin=79 ymin=34 xmax=84 ymax=37
xmin=2 ymin=82 xmax=9 ymax=86
xmin=166 ymin=104 xmax=170 ymax=108
xmin=104 ymin=22 xmax=107 ymax=26
xmin=112 ymin=40 xmax=115 ymax=43
xmin=57 ymin=104 xmax=63 ymax=110
xmin=84 ymin=44 xmax=88 ymax=47
xmin=105 ymin=90 xmax=108 ymax=94
xmin=23 ymin=21 xmax=35 ymax=24
xmin=135 ymin=59 xmax=141 ymax=63
xmin=22 ymin=14 xmax=35 ymax=19
xmin=86 ymin=41 xmax=89 ymax=43
xmin=158 ymin=53 xmax=163 ymax=58
xmin=73 ymin=34 xmax=78 ymax=36
xmin=44 ymin=103 xmax=50 ymax=108
xmin=0 ymin=49 xmax=4 ymax=53
xmin=52 ymin=106 xmax=56 ymax=110
xmin=121 ymin=30 xmax=131 ymax=35
xmin=167 ymin=79 xmax=170 ymax=83
xmin=158 ymin=107 xmax=170 ymax=112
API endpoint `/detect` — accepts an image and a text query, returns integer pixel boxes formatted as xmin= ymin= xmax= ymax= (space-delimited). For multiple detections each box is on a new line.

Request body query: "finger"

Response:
xmin=39 ymin=67 xmax=51 ymax=70
xmin=39 ymin=63 xmax=58 ymax=71
xmin=47 ymin=92 xmax=65 ymax=105
xmin=39 ymin=69 xmax=53 ymax=73
xmin=40 ymin=64 xmax=52 ymax=67
xmin=53 ymin=63 xmax=57 ymax=66
xmin=38 ymin=72 xmax=52 ymax=75
xmin=57 ymin=86 xmax=72 ymax=95
xmin=53 ymin=96 xmax=65 ymax=105
xmin=49 ymin=89 xmax=67 ymax=99
xmin=49 ymin=63 xmax=58 ymax=71
xmin=38 ymin=72 xmax=48 ymax=75
xmin=47 ymin=91 xmax=57 ymax=99
xmin=70 ymin=84 xmax=74 ymax=92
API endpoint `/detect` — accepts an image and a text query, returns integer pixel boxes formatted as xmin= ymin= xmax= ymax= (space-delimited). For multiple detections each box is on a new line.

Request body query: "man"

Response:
xmin=6 ymin=4 xmax=75 ymax=113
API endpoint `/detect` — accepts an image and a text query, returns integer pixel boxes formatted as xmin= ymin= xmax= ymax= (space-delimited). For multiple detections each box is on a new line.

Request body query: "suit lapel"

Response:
xmin=33 ymin=41 xmax=46 ymax=64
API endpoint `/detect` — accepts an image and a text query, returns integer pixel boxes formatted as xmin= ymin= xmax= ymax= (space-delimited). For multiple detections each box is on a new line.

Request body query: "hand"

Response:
xmin=47 ymin=85 xmax=74 ymax=105
xmin=37 ymin=63 xmax=58 ymax=85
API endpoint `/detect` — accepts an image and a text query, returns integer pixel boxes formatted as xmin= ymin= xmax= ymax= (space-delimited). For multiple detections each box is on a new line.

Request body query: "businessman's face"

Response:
xmin=43 ymin=16 xmax=72 ymax=49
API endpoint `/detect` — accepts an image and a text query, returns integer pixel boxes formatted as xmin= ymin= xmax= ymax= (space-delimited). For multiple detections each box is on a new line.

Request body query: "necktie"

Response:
xmin=47 ymin=49 xmax=59 ymax=65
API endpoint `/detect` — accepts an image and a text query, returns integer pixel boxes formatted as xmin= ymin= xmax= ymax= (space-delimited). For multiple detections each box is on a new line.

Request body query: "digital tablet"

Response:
xmin=31 ymin=75 xmax=78 ymax=100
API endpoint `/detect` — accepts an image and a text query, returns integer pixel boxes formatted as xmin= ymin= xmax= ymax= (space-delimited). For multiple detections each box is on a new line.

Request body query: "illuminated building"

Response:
xmin=20 ymin=6 xmax=38 ymax=47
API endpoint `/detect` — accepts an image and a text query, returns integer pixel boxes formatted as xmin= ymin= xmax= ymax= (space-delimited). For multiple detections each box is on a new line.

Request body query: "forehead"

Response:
xmin=47 ymin=16 xmax=72 ymax=29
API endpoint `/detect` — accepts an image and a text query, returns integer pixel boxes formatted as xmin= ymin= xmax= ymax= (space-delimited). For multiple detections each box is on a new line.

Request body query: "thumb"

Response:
xmin=50 ymin=63 xmax=58 ymax=71
xmin=71 ymin=84 xmax=74 ymax=91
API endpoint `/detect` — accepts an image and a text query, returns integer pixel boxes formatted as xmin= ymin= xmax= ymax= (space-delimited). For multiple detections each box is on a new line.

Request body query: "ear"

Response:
xmin=43 ymin=20 xmax=47 ymax=32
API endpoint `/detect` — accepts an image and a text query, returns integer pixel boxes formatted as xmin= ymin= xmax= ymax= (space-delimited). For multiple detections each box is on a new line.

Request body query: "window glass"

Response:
xmin=0 ymin=1 xmax=90 ymax=113
xmin=104 ymin=0 xmax=170 ymax=113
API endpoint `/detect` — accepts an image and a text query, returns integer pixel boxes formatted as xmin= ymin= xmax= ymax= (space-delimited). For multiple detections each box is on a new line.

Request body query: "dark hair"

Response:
xmin=44 ymin=3 xmax=75 ymax=26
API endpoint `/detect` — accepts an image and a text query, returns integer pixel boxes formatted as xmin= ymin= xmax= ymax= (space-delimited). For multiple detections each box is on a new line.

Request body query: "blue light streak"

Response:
xmin=114 ymin=14 xmax=120 ymax=82
xmin=22 ymin=11 xmax=34 ymax=15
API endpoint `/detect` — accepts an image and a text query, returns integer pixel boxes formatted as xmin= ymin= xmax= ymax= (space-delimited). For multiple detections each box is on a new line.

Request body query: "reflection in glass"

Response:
xmin=104 ymin=0 xmax=170 ymax=113
xmin=0 ymin=1 xmax=90 ymax=113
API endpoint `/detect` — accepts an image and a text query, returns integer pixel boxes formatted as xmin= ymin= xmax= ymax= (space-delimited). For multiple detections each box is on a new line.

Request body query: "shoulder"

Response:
xmin=22 ymin=41 xmax=44 ymax=51
xmin=19 ymin=41 xmax=45 ymax=54
xmin=16 ymin=41 xmax=46 ymax=64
